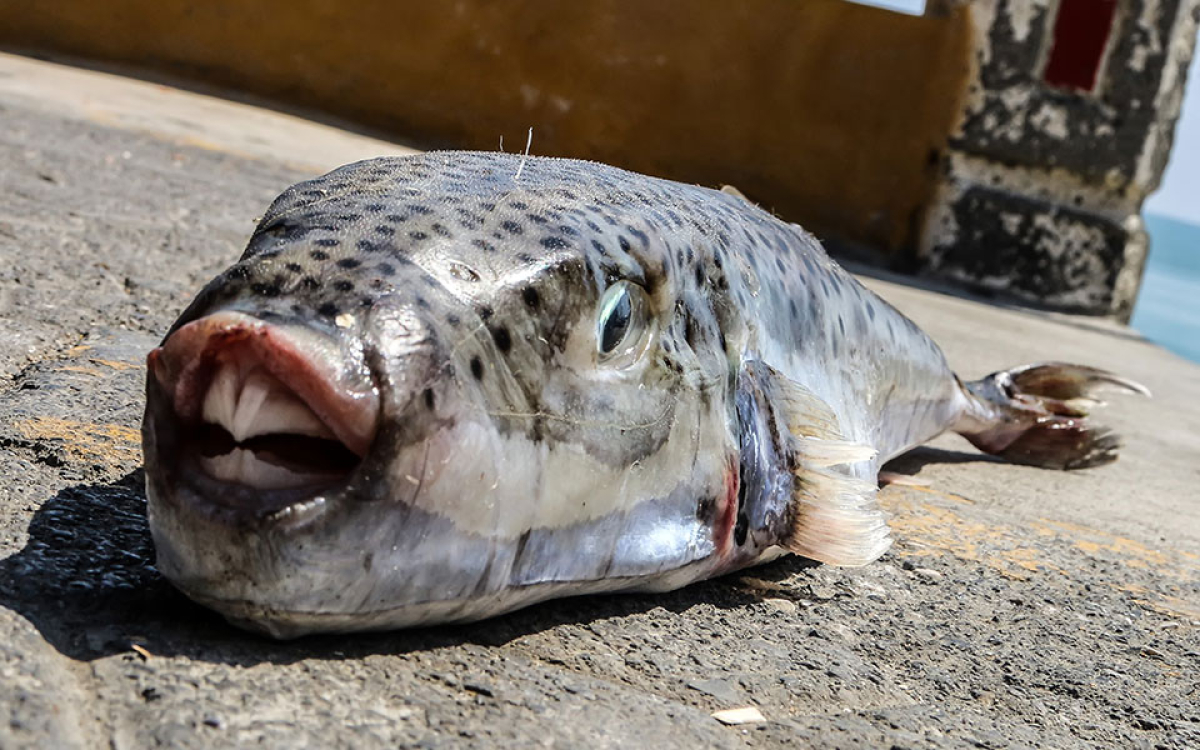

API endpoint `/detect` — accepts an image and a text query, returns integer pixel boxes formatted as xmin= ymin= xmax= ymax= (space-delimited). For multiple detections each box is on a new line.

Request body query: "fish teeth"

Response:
xmin=200 ymin=448 xmax=334 ymax=489
xmin=201 ymin=365 xmax=334 ymax=442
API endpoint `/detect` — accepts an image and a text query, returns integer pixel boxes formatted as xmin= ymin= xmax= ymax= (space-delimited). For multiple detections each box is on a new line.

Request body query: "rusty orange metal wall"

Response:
xmin=0 ymin=1 xmax=973 ymax=253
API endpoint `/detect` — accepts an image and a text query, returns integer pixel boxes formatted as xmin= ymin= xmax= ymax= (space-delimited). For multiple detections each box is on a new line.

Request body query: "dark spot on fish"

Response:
xmin=478 ymin=305 xmax=494 ymax=321
xmin=365 ymin=203 xmax=386 ymax=212
xmin=409 ymin=231 xmax=429 ymax=241
xmin=527 ymin=214 xmax=548 ymax=225
xmin=734 ymin=470 xmax=749 ymax=546
xmin=470 ymin=356 xmax=484 ymax=380
xmin=415 ymin=296 xmax=430 ymax=310
xmin=301 ymin=276 xmax=320 ymax=290
xmin=310 ymin=250 xmax=330 ymax=261
xmin=250 ymin=283 xmax=281 ymax=297
xmin=541 ymin=236 xmax=569 ymax=250
xmin=492 ymin=326 xmax=512 ymax=353
xmin=510 ymin=201 xmax=528 ymax=210
xmin=318 ymin=302 xmax=339 ymax=317
xmin=446 ymin=313 xmax=460 ymax=326
xmin=375 ymin=225 xmax=395 ymax=236
xmin=695 ymin=265 xmax=705 ymax=288
xmin=501 ymin=220 xmax=523 ymax=235
xmin=684 ymin=314 xmax=700 ymax=347
xmin=315 ymin=238 xmax=339 ymax=247
xmin=284 ymin=263 xmax=302 ymax=273
xmin=423 ymin=388 xmax=435 ymax=410
xmin=385 ymin=214 xmax=407 ymax=223
xmin=618 ymin=236 xmax=631 ymax=253
xmin=523 ymin=286 xmax=540 ymax=308
xmin=431 ymin=223 xmax=451 ymax=237
xmin=408 ymin=204 xmax=434 ymax=215
xmin=333 ymin=280 xmax=355 ymax=292
xmin=337 ymin=258 xmax=361 ymax=269
xmin=227 ymin=266 xmax=251 ymax=280
xmin=591 ymin=240 xmax=608 ymax=256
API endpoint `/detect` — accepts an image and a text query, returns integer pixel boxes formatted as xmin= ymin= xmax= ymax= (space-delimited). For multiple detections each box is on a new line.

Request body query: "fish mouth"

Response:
xmin=147 ymin=311 xmax=380 ymax=523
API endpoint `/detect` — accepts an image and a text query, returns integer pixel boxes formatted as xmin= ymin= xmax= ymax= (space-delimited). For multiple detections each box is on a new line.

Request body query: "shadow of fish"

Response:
xmin=142 ymin=152 xmax=1147 ymax=637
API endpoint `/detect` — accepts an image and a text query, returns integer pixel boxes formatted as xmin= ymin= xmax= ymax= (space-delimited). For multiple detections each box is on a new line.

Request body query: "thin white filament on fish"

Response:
xmin=514 ymin=127 xmax=534 ymax=181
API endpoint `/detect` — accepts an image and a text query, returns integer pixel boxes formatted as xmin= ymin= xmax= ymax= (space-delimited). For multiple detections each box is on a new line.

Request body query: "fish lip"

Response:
xmin=170 ymin=452 xmax=338 ymax=530
xmin=148 ymin=310 xmax=380 ymax=457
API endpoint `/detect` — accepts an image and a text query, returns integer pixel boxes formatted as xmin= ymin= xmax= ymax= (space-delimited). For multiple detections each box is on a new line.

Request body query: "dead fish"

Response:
xmin=142 ymin=152 xmax=1147 ymax=637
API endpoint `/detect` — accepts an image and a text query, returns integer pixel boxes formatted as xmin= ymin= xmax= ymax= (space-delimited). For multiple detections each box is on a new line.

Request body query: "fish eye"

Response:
xmin=596 ymin=281 xmax=649 ymax=364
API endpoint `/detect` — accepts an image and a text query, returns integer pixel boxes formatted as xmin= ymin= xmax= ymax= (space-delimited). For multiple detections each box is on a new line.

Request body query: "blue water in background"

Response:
xmin=1132 ymin=214 xmax=1200 ymax=363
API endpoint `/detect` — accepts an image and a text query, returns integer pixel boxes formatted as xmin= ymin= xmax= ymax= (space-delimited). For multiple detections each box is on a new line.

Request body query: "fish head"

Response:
xmin=143 ymin=153 xmax=748 ymax=636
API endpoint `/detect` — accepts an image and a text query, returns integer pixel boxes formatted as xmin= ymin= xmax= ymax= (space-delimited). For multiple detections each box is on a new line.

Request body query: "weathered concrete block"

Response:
xmin=924 ymin=184 xmax=1145 ymax=316
xmin=921 ymin=0 xmax=1199 ymax=318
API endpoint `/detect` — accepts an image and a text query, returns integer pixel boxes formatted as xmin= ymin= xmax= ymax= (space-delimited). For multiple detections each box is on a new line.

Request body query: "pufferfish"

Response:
xmin=142 ymin=152 xmax=1147 ymax=638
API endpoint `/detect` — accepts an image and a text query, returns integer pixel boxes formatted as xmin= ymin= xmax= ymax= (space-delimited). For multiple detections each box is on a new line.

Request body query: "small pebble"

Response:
xmin=712 ymin=707 xmax=765 ymax=726
xmin=764 ymin=597 xmax=798 ymax=614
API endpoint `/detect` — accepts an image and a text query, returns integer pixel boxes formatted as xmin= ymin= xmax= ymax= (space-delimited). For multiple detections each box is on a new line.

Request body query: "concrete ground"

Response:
xmin=1 ymin=53 xmax=1197 ymax=749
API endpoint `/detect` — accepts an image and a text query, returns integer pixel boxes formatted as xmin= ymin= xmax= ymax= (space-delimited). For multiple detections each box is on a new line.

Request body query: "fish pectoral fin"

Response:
xmin=755 ymin=365 xmax=892 ymax=567
xmin=782 ymin=434 xmax=891 ymax=567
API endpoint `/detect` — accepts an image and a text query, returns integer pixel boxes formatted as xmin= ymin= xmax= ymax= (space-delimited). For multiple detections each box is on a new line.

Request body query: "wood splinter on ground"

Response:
xmin=711 ymin=706 xmax=765 ymax=725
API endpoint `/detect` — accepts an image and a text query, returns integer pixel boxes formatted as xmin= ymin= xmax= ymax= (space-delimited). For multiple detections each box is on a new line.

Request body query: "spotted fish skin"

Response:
xmin=143 ymin=152 xmax=1145 ymax=637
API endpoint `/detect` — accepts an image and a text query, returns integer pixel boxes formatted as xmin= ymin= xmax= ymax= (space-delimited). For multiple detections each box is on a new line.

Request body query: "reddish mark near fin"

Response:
xmin=713 ymin=456 xmax=740 ymax=556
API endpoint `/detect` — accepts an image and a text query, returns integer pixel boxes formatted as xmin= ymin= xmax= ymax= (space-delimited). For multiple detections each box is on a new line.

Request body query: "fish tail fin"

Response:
xmin=955 ymin=363 xmax=1149 ymax=470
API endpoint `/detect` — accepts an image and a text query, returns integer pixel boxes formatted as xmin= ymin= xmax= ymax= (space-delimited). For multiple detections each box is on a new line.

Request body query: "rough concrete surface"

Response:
xmin=1 ymin=54 xmax=1197 ymax=749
